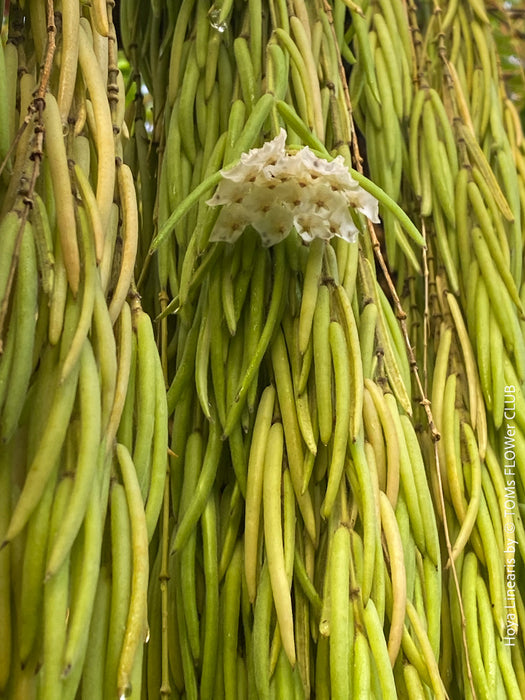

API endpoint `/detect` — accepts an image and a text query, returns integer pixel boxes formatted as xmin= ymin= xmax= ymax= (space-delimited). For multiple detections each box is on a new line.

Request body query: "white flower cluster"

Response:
xmin=206 ymin=129 xmax=380 ymax=247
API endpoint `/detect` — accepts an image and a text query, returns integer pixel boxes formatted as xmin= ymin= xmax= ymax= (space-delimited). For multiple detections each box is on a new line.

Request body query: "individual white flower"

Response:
xmin=327 ymin=203 xmax=361 ymax=243
xmin=209 ymin=202 xmax=251 ymax=243
xmin=297 ymin=149 xmax=358 ymax=190
xmin=239 ymin=128 xmax=287 ymax=168
xmin=221 ymin=129 xmax=287 ymax=184
xmin=251 ymin=205 xmax=294 ymax=247
xmin=218 ymin=161 xmax=252 ymax=184
xmin=272 ymin=178 xmax=304 ymax=207
xmin=206 ymin=177 xmax=250 ymax=206
xmin=293 ymin=209 xmax=333 ymax=243
xmin=242 ymin=186 xmax=281 ymax=215
xmin=344 ymin=188 xmax=380 ymax=223
xmin=302 ymin=182 xmax=347 ymax=216
xmin=266 ymin=152 xmax=314 ymax=188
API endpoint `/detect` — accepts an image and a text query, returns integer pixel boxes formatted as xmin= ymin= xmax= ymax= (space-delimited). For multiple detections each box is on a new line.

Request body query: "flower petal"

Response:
xmin=240 ymin=128 xmax=287 ymax=169
xmin=294 ymin=210 xmax=332 ymax=242
xmin=346 ymin=189 xmax=380 ymax=223
xmin=242 ymin=186 xmax=281 ymax=215
xmin=328 ymin=204 xmax=361 ymax=243
xmin=206 ymin=178 xmax=249 ymax=206
xmin=209 ymin=203 xmax=250 ymax=243
xmin=251 ymin=205 xmax=294 ymax=247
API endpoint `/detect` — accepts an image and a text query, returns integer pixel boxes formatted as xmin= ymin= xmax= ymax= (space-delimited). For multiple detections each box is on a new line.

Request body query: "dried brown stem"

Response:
xmin=0 ymin=1 xmax=58 ymax=348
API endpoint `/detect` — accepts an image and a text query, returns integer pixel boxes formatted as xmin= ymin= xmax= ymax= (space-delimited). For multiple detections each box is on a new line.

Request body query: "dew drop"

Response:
xmin=208 ymin=5 xmax=228 ymax=33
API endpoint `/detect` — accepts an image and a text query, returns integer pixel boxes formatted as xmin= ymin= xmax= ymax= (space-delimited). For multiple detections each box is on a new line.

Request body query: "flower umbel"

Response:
xmin=206 ymin=129 xmax=380 ymax=246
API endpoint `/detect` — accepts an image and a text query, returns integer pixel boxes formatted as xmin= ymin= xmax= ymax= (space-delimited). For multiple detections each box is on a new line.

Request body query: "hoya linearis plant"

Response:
xmin=0 ymin=1 xmax=524 ymax=699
